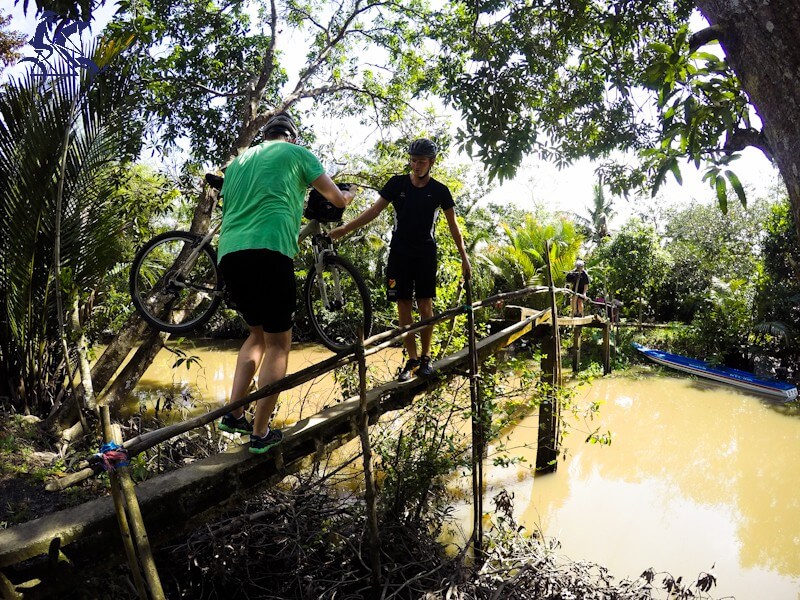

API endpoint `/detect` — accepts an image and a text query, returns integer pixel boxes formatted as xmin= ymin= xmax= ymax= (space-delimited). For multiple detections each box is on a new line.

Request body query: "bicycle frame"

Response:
xmin=299 ymin=219 xmax=346 ymax=312
xmin=166 ymin=221 xmax=223 ymax=297
xmin=171 ymin=218 xmax=345 ymax=309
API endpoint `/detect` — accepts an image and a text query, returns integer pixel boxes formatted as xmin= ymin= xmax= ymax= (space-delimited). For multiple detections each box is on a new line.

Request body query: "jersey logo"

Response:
xmin=388 ymin=278 xmax=397 ymax=289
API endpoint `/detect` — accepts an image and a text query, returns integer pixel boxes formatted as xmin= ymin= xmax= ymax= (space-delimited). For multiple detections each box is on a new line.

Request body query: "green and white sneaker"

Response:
xmin=249 ymin=429 xmax=283 ymax=455
xmin=219 ymin=413 xmax=253 ymax=435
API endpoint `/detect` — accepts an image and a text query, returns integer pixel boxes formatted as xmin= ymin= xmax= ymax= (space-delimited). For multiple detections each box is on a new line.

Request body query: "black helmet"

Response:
xmin=265 ymin=112 xmax=299 ymax=139
xmin=407 ymin=138 xmax=437 ymax=158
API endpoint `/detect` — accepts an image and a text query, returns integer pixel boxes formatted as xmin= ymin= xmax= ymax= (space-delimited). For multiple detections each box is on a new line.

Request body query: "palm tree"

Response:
xmin=0 ymin=41 xmax=140 ymax=424
xmin=484 ymin=214 xmax=584 ymax=298
xmin=575 ymin=180 xmax=615 ymax=246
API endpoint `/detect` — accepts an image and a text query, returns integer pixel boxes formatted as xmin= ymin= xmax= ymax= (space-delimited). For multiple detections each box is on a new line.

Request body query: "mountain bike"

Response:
xmin=129 ymin=175 xmax=372 ymax=352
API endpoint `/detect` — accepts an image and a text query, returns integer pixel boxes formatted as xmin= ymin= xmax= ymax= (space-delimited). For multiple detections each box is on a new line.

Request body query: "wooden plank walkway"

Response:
xmin=0 ymin=313 xmax=542 ymax=590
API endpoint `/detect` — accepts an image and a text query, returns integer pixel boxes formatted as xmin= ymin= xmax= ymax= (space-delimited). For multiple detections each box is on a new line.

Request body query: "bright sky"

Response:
xmin=5 ymin=2 xmax=785 ymax=230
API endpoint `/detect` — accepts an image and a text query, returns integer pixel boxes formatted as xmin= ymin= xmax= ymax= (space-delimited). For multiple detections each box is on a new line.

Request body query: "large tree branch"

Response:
xmin=689 ymin=25 xmax=724 ymax=52
xmin=141 ymin=76 xmax=246 ymax=98
xmin=724 ymin=127 xmax=773 ymax=161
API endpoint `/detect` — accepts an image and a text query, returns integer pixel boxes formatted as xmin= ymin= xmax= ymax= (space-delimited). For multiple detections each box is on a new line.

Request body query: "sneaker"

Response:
xmin=398 ymin=358 xmax=421 ymax=382
xmin=249 ymin=429 xmax=283 ymax=455
xmin=417 ymin=355 xmax=434 ymax=377
xmin=219 ymin=413 xmax=253 ymax=435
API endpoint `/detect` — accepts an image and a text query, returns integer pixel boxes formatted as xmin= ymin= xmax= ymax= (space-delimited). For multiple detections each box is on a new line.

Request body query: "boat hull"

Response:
xmin=632 ymin=343 xmax=798 ymax=401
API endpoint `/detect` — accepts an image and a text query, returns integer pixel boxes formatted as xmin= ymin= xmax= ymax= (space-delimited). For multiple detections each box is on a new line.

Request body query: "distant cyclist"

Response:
xmin=217 ymin=112 xmax=356 ymax=453
xmin=330 ymin=138 xmax=471 ymax=381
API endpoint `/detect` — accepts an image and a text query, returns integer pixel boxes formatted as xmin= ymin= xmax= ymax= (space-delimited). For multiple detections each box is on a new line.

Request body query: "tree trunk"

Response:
xmin=696 ymin=0 xmax=800 ymax=242
xmin=88 ymin=185 xmax=218 ymax=412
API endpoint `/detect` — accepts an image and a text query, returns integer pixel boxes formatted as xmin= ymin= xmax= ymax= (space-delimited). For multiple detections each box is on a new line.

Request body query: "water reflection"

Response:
xmin=485 ymin=373 xmax=800 ymax=600
xmin=127 ymin=339 xmax=403 ymax=428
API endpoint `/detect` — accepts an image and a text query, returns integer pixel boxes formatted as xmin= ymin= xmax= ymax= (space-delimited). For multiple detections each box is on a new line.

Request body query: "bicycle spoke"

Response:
xmin=305 ymin=256 xmax=371 ymax=352
xmin=130 ymin=232 xmax=222 ymax=333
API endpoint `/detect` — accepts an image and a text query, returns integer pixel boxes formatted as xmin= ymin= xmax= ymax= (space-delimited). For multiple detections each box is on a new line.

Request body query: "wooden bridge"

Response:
xmin=0 ymin=277 xmax=613 ymax=599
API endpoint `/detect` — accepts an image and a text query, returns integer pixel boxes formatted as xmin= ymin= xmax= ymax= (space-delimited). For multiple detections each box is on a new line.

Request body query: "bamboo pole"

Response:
xmin=465 ymin=278 xmax=484 ymax=563
xmin=100 ymin=406 xmax=148 ymax=600
xmin=355 ymin=328 xmax=381 ymax=594
xmin=115 ymin=460 xmax=164 ymax=599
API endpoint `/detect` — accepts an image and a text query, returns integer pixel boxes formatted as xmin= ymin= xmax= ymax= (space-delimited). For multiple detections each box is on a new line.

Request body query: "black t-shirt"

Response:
xmin=566 ymin=270 xmax=590 ymax=293
xmin=379 ymin=174 xmax=455 ymax=256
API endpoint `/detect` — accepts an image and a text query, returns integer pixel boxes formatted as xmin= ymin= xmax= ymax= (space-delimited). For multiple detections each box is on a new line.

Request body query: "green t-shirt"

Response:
xmin=218 ymin=140 xmax=325 ymax=260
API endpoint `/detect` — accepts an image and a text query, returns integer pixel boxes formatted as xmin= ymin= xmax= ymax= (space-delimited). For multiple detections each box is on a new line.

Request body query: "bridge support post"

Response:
xmin=355 ymin=329 xmax=381 ymax=593
xmin=465 ymin=279 xmax=485 ymax=564
xmin=602 ymin=322 xmax=611 ymax=375
xmin=571 ymin=325 xmax=582 ymax=373
xmin=536 ymin=243 xmax=562 ymax=474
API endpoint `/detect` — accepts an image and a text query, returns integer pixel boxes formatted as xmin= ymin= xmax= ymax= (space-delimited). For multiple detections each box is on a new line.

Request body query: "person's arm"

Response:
xmin=310 ymin=173 xmax=356 ymax=208
xmin=443 ymin=207 xmax=472 ymax=280
xmin=329 ymin=197 xmax=390 ymax=240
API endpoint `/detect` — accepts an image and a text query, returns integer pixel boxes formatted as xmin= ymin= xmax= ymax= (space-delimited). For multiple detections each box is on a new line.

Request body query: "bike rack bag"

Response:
xmin=304 ymin=183 xmax=351 ymax=222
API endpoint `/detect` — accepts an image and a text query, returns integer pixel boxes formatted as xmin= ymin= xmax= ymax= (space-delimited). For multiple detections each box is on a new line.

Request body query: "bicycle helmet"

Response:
xmin=407 ymin=138 xmax=437 ymax=158
xmin=265 ymin=112 xmax=299 ymax=140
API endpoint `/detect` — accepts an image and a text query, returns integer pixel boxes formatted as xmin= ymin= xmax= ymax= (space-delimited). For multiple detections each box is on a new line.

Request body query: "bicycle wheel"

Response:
xmin=304 ymin=254 xmax=372 ymax=352
xmin=129 ymin=231 xmax=223 ymax=334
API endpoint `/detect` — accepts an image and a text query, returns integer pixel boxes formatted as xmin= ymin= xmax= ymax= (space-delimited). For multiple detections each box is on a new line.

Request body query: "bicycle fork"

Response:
xmin=313 ymin=241 xmax=345 ymax=311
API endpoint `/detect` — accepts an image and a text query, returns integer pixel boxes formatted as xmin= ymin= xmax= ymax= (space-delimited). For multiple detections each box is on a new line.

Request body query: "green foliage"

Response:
xmin=484 ymin=215 xmax=584 ymax=295
xmin=430 ymin=1 xmax=758 ymax=209
xmin=574 ymin=180 xmax=615 ymax=247
xmin=107 ymin=0 xmax=434 ymax=166
xmin=753 ymin=200 xmax=800 ymax=363
xmin=0 ymin=43 xmax=144 ymax=415
xmin=0 ymin=10 xmax=26 ymax=72
xmin=598 ymin=219 xmax=671 ymax=324
xmin=672 ymin=278 xmax=755 ymax=365
xmin=375 ymin=385 xmax=467 ymax=529
xmin=655 ymin=199 xmax=769 ymax=322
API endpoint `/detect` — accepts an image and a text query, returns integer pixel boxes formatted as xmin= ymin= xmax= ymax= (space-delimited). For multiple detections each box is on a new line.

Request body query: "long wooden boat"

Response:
xmin=632 ymin=343 xmax=798 ymax=401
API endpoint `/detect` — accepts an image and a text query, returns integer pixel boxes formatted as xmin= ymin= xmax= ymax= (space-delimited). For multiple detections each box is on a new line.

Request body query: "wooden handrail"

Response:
xmin=47 ymin=283 xmax=588 ymax=491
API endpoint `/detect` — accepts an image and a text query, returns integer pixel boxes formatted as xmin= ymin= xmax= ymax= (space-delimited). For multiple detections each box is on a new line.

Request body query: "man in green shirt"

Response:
xmin=217 ymin=113 xmax=355 ymax=454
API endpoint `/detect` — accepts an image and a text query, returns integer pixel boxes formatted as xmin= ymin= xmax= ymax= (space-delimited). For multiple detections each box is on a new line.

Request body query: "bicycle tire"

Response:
xmin=304 ymin=254 xmax=372 ymax=352
xmin=129 ymin=231 xmax=223 ymax=334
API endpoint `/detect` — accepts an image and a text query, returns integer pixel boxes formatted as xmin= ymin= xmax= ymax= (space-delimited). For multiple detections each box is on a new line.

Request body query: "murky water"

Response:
xmin=129 ymin=343 xmax=800 ymax=599
xmin=476 ymin=372 xmax=800 ymax=600
xmin=126 ymin=339 xmax=403 ymax=427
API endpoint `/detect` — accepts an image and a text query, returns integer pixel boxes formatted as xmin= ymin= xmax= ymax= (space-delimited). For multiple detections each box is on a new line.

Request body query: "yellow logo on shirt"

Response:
xmin=388 ymin=279 xmax=396 ymax=288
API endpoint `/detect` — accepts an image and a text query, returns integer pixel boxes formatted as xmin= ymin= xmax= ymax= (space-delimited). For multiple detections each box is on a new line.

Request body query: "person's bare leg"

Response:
xmin=397 ymin=299 xmax=418 ymax=360
xmin=417 ymin=297 xmax=434 ymax=357
xmin=252 ymin=328 xmax=292 ymax=437
xmin=228 ymin=325 xmax=266 ymax=419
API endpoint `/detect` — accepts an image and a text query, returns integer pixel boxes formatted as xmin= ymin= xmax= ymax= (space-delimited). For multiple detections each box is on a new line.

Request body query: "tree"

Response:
xmin=598 ymin=219 xmax=671 ymax=326
xmin=0 ymin=43 xmax=142 ymax=427
xmin=484 ymin=215 xmax=583 ymax=295
xmin=574 ymin=180 xmax=614 ymax=247
xmin=0 ymin=10 xmax=26 ymax=72
xmin=656 ymin=198 xmax=769 ymax=322
xmin=431 ymin=1 xmax=800 ymax=247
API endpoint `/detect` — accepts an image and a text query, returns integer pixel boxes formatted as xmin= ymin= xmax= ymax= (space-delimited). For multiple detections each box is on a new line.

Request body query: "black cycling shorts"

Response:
xmin=386 ymin=247 xmax=436 ymax=301
xmin=218 ymin=248 xmax=295 ymax=333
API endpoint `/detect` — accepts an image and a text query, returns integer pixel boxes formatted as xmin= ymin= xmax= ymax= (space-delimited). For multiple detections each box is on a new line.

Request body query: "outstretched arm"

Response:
xmin=444 ymin=207 xmax=472 ymax=280
xmin=311 ymin=173 xmax=356 ymax=208
xmin=329 ymin=197 xmax=390 ymax=239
